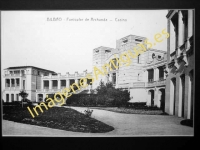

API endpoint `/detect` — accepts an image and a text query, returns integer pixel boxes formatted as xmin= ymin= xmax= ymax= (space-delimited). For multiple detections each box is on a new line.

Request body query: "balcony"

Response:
xmin=5 ymin=86 xmax=20 ymax=91
xmin=130 ymin=82 xmax=145 ymax=88
xmin=146 ymin=79 xmax=166 ymax=87
xmin=77 ymin=73 xmax=84 ymax=77
xmin=68 ymin=74 xmax=75 ymax=77
xmin=5 ymin=74 xmax=23 ymax=77
xmin=36 ymin=89 xmax=62 ymax=93
xmin=60 ymin=75 xmax=66 ymax=78
xmin=51 ymin=75 xmax=58 ymax=78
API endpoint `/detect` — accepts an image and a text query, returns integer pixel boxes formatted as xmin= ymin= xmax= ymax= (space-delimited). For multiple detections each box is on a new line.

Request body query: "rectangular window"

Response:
xmin=44 ymin=81 xmax=49 ymax=89
xmin=148 ymin=69 xmax=154 ymax=82
xmin=16 ymin=79 xmax=20 ymax=86
xmin=135 ymin=39 xmax=142 ymax=42
xmin=23 ymin=80 xmax=25 ymax=89
xmin=21 ymin=70 xmax=25 ymax=75
xmin=14 ymin=70 xmax=20 ymax=74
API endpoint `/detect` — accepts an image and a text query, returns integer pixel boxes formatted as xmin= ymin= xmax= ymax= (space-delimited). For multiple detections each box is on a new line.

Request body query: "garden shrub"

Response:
xmin=65 ymin=80 xmax=130 ymax=107
xmin=84 ymin=108 xmax=93 ymax=117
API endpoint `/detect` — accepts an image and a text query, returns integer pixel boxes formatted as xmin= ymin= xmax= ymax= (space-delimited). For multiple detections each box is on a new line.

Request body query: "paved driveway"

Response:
xmin=3 ymin=107 xmax=193 ymax=136
xmin=69 ymin=107 xmax=193 ymax=136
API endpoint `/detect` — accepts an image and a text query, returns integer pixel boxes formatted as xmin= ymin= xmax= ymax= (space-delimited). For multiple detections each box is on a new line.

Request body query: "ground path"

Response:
xmin=3 ymin=106 xmax=193 ymax=136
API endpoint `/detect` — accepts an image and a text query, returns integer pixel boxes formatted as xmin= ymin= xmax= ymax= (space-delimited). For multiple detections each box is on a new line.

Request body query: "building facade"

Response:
xmin=92 ymin=35 xmax=167 ymax=109
xmin=2 ymin=66 xmax=92 ymax=102
xmin=165 ymin=9 xmax=194 ymax=119
xmin=2 ymin=66 xmax=56 ymax=102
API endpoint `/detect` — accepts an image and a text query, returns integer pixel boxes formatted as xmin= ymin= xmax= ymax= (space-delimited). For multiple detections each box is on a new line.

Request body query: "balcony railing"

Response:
xmin=148 ymin=79 xmax=154 ymax=82
xmin=77 ymin=73 xmax=84 ymax=77
xmin=36 ymin=89 xmax=62 ymax=93
xmin=61 ymin=86 xmax=66 ymax=89
xmin=60 ymin=75 xmax=66 ymax=78
xmin=5 ymin=74 xmax=22 ymax=77
xmin=130 ymin=82 xmax=145 ymax=88
xmin=68 ymin=74 xmax=75 ymax=77
xmin=5 ymin=86 xmax=20 ymax=91
xmin=146 ymin=79 xmax=166 ymax=87
xmin=51 ymin=75 xmax=58 ymax=78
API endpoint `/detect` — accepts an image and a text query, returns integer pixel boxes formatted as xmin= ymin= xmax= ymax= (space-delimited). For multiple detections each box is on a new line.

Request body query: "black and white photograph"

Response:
xmin=1 ymin=9 xmax=194 ymax=137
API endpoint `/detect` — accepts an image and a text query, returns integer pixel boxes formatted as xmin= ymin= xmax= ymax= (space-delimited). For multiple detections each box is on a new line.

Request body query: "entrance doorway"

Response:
xmin=171 ymin=78 xmax=176 ymax=115
xmin=149 ymin=90 xmax=154 ymax=106
xmin=159 ymin=89 xmax=165 ymax=112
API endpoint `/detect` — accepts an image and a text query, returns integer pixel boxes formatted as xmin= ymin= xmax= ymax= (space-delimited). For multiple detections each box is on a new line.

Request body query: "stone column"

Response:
xmin=188 ymin=10 xmax=193 ymax=38
xmin=49 ymin=80 xmax=52 ymax=90
xmin=109 ymin=74 xmax=112 ymax=82
xmin=157 ymin=90 xmax=161 ymax=108
xmin=15 ymin=78 xmax=17 ymax=88
xmin=146 ymin=70 xmax=148 ymax=82
xmin=177 ymin=10 xmax=184 ymax=57
xmin=154 ymin=88 xmax=158 ymax=107
xmin=186 ymin=10 xmax=193 ymax=52
xmin=153 ymin=68 xmax=157 ymax=81
xmin=13 ymin=79 xmax=16 ymax=90
xmin=66 ymin=79 xmax=70 ymax=88
xmin=167 ymin=19 xmax=171 ymax=63
xmin=58 ymin=80 xmax=61 ymax=90
xmin=36 ymin=94 xmax=38 ymax=102
xmin=41 ymin=80 xmax=44 ymax=90
xmin=19 ymin=78 xmax=22 ymax=90
xmin=181 ymin=11 xmax=185 ymax=45
xmin=75 ymin=79 xmax=78 ymax=84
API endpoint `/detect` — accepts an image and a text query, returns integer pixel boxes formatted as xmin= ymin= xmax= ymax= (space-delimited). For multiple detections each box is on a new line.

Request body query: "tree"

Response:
xmin=105 ymin=82 xmax=114 ymax=89
xmin=19 ymin=90 xmax=28 ymax=108
xmin=96 ymin=80 xmax=107 ymax=95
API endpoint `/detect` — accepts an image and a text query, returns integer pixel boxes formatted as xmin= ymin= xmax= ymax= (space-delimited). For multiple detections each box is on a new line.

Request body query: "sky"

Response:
xmin=1 ymin=10 xmax=168 ymax=75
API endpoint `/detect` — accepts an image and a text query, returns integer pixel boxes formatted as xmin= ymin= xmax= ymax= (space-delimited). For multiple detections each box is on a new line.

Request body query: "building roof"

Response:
xmin=120 ymin=34 xmax=147 ymax=40
xmin=4 ymin=66 xmax=56 ymax=73
xmin=94 ymin=46 xmax=114 ymax=50
xmin=148 ymin=49 xmax=167 ymax=53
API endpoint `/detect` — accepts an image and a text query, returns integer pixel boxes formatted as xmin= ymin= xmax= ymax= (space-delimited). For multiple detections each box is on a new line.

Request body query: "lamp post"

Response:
xmin=19 ymin=89 xmax=28 ymax=108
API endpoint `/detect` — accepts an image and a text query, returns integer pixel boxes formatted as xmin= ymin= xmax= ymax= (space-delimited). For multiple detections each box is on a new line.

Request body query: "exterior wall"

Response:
xmin=36 ymin=71 xmax=92 ymax=102
xmin=165 ymin=9 xmax=194 ymax=119
xmin=129 ymin=88 xmax=147 ymax=102
xmin=92 ymin=46 xmax=114 ymax=89
xmin=98 ymin=34 xmax=167 ymax=106
xmin=2 ymin=67 xmax=56 ymax=103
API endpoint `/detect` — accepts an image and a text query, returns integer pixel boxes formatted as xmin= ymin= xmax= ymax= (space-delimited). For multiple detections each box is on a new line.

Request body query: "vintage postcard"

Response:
xmin=1 ymin=10 xmax=194 ymax=137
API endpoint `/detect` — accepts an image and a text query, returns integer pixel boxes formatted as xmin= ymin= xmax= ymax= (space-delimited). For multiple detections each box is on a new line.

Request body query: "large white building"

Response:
xmin=2 ymin=34 xmax=168 ymax=109
xmin=2 ymin=66 xmax=92 ymax=102
xmin=92 ymin=35 xmax=167 ymax=109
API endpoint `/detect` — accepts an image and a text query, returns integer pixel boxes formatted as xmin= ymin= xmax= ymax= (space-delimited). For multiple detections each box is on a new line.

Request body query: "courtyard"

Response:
xmin=3 ymin=106 xmax=193 ymax=136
